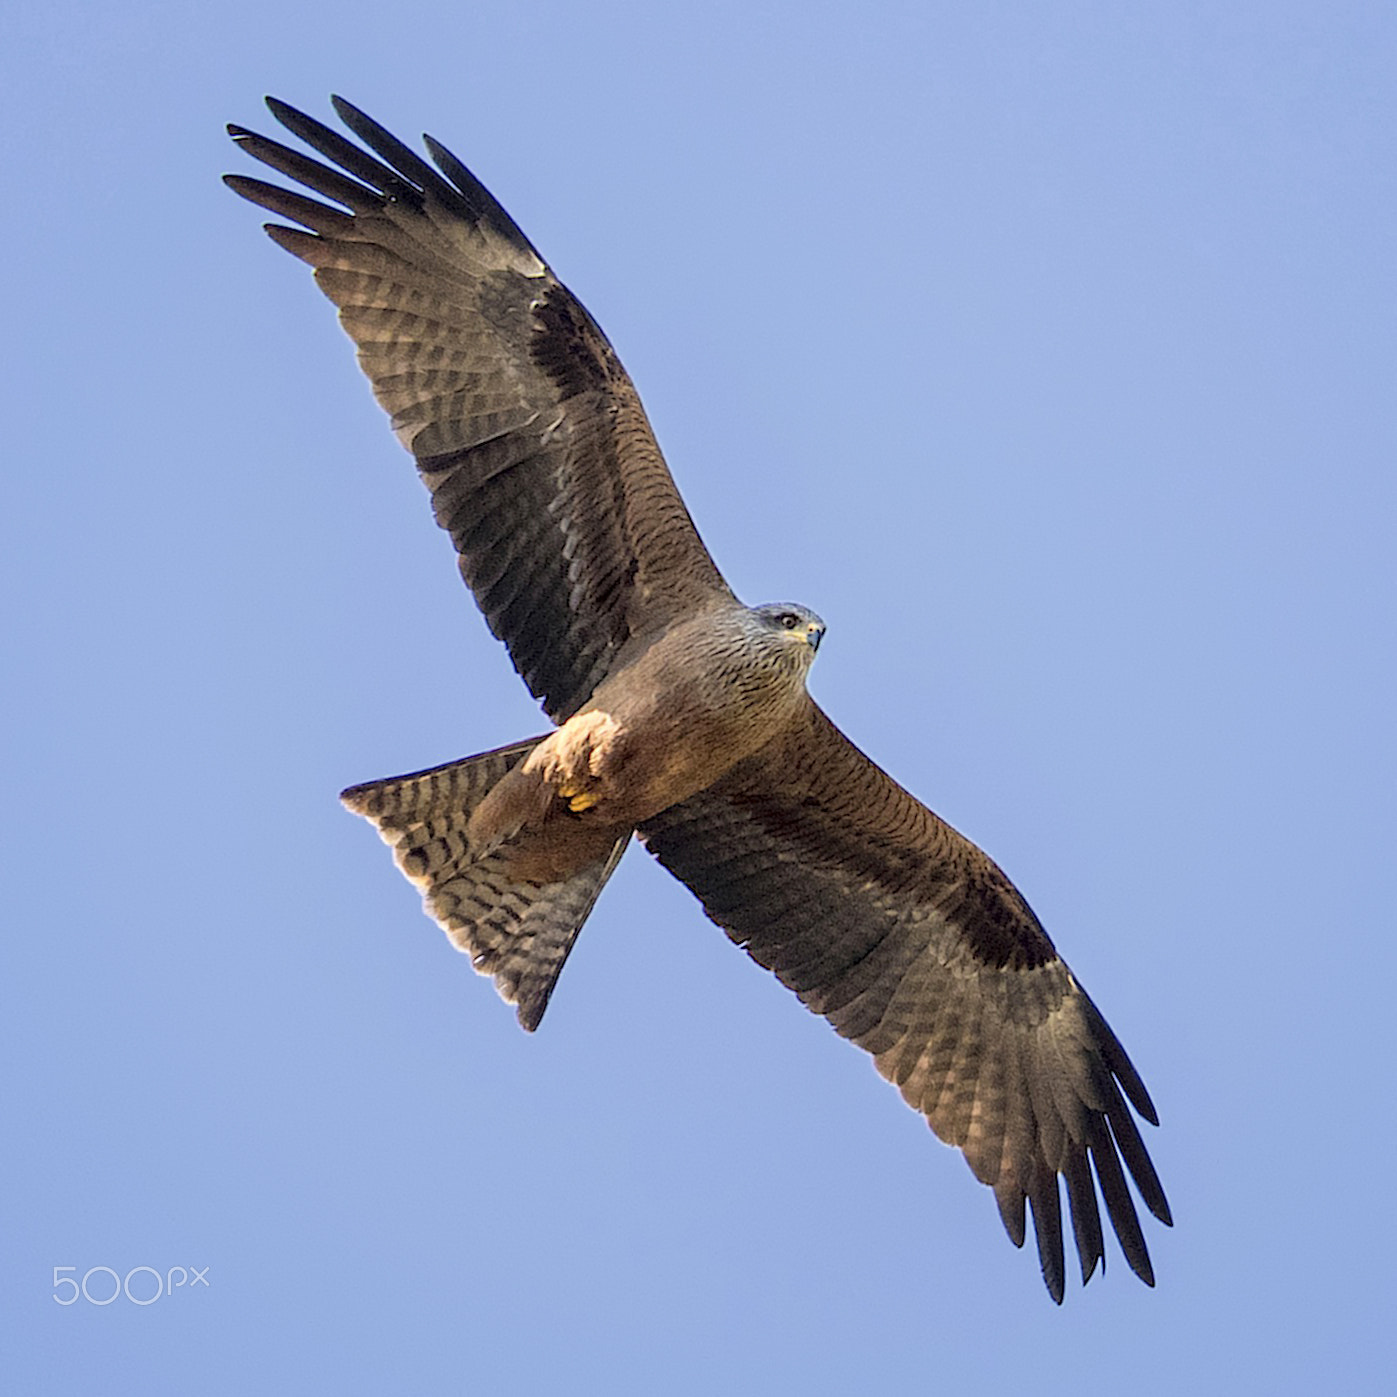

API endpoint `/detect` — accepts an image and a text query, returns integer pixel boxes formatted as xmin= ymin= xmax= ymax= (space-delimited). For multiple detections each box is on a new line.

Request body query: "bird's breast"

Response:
xmin=555 ymin=620 xmax=808 ymax=823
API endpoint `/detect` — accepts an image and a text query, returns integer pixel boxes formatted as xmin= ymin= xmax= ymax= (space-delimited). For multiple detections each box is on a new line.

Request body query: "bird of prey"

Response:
xmin=226 ymin=96 xmax=1171 ymax=1302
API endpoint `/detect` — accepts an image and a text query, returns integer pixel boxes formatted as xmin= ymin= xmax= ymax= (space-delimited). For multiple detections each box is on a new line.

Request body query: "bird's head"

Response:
xmin=752 ymin=602 xmax=826 ymax=661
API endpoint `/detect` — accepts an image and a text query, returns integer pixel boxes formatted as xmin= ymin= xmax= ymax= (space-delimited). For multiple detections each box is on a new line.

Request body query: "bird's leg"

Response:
xmin=526 ymin=709 xmax=624 ymax=816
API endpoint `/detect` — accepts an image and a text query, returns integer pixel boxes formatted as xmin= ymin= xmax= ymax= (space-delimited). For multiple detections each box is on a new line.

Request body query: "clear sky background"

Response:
xmin=3 ymin=2 xmax=1394 ymax=1392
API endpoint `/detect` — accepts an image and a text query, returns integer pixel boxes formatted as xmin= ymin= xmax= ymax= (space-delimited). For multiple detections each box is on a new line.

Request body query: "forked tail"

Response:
xmin=341 ymin=738 xmax=629 ymax=1030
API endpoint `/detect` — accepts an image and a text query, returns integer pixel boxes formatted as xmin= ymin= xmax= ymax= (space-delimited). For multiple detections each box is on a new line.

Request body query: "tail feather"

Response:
xmin=341 ymin=739 xmax=629 ymax=1030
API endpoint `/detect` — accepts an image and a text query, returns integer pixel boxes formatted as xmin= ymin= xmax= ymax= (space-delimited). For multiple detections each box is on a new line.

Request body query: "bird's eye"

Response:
xmin=779 ymin=613 xmax=799 ymax=629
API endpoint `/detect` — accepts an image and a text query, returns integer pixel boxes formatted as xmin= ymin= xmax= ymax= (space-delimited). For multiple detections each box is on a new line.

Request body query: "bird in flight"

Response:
xmin=226 ymin=97 xmax=1171 ymax=1302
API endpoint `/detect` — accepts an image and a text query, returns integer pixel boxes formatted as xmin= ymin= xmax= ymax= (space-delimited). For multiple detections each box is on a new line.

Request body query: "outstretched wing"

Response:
xmin=226 ymin=97 xmax=733 ymax=721
xmin=640 ymin=703 xmax=1171 ymax=1302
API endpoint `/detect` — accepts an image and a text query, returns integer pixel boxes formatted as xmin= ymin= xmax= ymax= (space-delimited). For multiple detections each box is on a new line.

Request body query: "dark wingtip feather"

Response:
xmin=994 ymin=1182 xmax=1027 ymax=1249
xmin=327 ymin=95 xmax=468 ymax=211
xmin=1107 ymin=1101 xmax=1174 ymax=1226
xmin=1082 ymin=990 xmax=1160 ymax=1125
xmin=1063 ymin=1151 xmax=1105 ymax=1285
xmin=329 ymin=95 xmax=415 ymax=166
xmin=260 ymin=95 xmax=418 ymax=206
xmin=263 ymin=223 xmax=321 ymax=261
xmin=263 ymin=96 xmax=344 ymax=152
xmin=222 ymin=174 xmax=353 ymax=236
xmin=225 ymin=121 xmax=385 ymax=214
xmin=1028 ymin=1175 xmax=1066 ymax=1304
xmin=1088 ymin=1129 xmax=1156 ymax=1286
xmin=422 ymin=132 xmax=543 ymax=262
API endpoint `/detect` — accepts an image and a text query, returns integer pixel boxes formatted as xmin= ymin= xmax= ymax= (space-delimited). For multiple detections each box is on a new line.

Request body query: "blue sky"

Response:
xmin=4 ymin=2 xmax=1394 ymax=1391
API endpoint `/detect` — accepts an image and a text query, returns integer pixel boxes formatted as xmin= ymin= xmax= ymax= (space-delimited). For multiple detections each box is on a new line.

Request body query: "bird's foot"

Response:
xmin=559 ymin=781 xmax=600 ymax=813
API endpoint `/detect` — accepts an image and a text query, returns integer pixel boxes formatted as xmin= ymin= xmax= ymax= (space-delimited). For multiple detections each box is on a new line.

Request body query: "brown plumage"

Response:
xmin=227 ymin=96 xmax=1171 ymax=1302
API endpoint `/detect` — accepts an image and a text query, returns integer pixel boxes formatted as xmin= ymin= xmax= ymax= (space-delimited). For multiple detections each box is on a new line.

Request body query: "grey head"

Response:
xmin=750 ymin=602 xmax=827 ymax=655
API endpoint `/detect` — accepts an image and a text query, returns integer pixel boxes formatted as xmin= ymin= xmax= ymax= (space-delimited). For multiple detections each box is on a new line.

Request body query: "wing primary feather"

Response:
xmin=1105 ymin=1094 xmax=1173 ymax=1225
xmin=422 ymin=133 xmax=544 ymax=261
xmin=1081 ymin=989 xmax=1159 ymax=1124
xmin=222 ymin=174 xmax=354 ymax=237
xmin=1028 ymin=1170 xmax=1066 ymax=1304
xmin=1087 ymin=1120 xmax=1155 ymax=1286
xmin=265 ymin=97 xmax=420 ymax=204
xmin=263 ymin=224 xmax=325 ymax=264
xmin=329 ymin=96 xmax=477 ymax=218
xmin=1062 ymin=1149 xmax=1105 ymax=1284
xmin=994 ymin=1180 xmax=1027 ymax=1249
xmin=227 ymin=126 xmax=382 ymax=213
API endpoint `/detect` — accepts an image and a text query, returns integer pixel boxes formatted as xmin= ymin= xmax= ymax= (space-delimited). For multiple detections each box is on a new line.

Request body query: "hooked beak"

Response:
xmin=806 ymin=622 xmax=825 ymax=652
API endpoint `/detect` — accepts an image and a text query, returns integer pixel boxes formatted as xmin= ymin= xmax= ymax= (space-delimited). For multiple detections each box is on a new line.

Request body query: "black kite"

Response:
xmin=226 ymin=97 xmax=1171 ymax=1301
